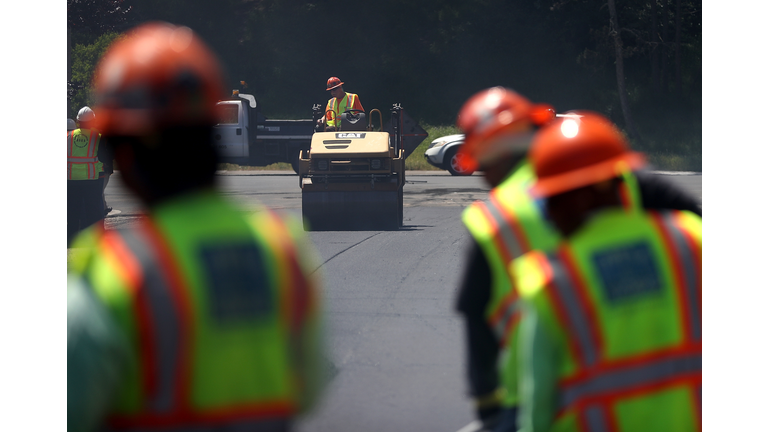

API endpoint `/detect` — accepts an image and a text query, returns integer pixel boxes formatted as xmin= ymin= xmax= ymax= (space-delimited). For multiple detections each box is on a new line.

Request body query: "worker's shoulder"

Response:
xmin=249 ymin=207 xmax=307 ymax=242
xmin=511 ymin=250 xmax=552 ymax=299
xmin=68 ymin=225 xmax=109 ymax=274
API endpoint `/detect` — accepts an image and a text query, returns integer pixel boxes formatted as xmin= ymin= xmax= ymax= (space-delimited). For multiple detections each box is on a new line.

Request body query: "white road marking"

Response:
xmin=456 ymin=420 xmax=484 ymax=432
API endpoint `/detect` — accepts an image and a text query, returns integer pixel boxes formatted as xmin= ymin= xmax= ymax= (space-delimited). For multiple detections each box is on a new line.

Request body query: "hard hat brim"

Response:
xmin=326 ymin=81 xmax=344 ymax=91
xmin=531 ymin=152 xmax=646 ymax=198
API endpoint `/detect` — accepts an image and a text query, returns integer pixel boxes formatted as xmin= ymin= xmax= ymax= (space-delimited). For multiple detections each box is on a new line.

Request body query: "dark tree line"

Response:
xmin=67 ymin=0 xmax=701 ymax=160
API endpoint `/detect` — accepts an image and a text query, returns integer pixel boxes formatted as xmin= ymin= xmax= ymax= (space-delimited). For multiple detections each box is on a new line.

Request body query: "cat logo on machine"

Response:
xmin=336 ymin=133 xmax=366 ymax=139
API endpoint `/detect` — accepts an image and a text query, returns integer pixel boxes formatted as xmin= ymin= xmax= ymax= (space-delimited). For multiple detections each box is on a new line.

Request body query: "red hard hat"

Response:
xmin=456 ymin=87 xmax=555 ymax=171
xmin=92 ymin=22 xmax=225 ymax=136
xmin=529 ymin=111 xmax=646 ymax=197
xmin=326 ymin=77 xmax=344 ymax=91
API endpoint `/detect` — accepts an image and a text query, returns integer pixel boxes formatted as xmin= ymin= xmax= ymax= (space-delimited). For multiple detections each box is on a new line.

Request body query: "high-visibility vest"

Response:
xmin=77 ymin=193 xmax=318 ymax=430
xmin=513 ymin=208 xmax=702 ymax=431
xmin=68 ymin=128 xmax=103 ymax=180
xmin=461 ymin=159 xmax=560 ymax=406
xmin=325 ymin=93 xmax=359 ymax=127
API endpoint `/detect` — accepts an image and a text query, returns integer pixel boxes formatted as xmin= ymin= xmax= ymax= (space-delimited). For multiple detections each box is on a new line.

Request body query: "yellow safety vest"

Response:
xmin=461 ymin=159 xmax=559 ymax=407
xmin=72 ymin=192 xmax=321 ymax=430
xmin=68 ymin=128 xmax=103 ymax=180
xmin=325 ymin=93 xmax=360 ymax=127
xmin=514 ymin=208 xmax=702 ymax=431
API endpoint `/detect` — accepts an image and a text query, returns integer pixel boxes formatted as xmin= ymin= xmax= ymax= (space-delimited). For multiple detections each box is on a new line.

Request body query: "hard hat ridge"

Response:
xmin=77 ymin=106 xmax=95 ymax=122
xmin=326 ymin=77 xmax=344 ymax=91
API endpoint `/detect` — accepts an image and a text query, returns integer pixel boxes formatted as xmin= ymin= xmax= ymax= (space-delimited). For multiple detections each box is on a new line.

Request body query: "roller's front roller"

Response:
xmin=302 ymin=190 xmax=401 ymax=231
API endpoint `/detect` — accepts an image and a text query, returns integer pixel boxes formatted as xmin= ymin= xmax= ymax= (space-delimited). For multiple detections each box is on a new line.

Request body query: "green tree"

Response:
xmin=69 ymin=32 xmax=123 ymax=118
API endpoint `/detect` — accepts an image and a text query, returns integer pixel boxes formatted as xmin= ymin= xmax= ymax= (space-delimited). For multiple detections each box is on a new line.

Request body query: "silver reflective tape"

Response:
xmin=661 ymin=212 xmax=701 ymax=341
xmin=484 ymin=199 xmax=524 ymax=259
xmin=548 ymin=253 xmax=599 ymax=367
xmin=560 ymin=353 xmax=701 ymax=409
xmin=118 ymin=228 xmax=181 ymax=414
xmin=584 ymin=405 xmax=609 ymax=432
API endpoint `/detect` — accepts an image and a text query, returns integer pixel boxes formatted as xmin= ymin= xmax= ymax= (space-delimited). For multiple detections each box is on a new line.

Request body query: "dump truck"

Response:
xmin=214 ymin=91 xmax=315 ymax=172
xmin=298 ymin=104 xmax=428 ymax=231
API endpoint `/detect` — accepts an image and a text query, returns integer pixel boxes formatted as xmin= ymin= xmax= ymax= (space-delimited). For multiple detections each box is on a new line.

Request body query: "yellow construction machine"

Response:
xmin=298 ymin=104 xmax=427 ymax=231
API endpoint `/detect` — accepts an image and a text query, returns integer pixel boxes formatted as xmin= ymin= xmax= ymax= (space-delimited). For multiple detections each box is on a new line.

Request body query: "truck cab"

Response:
xmin=214 ymin=93 xmax=315 ymax=172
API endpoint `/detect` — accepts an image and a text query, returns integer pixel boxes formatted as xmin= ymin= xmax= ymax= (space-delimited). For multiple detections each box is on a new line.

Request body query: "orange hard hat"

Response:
xmin=326 ymin=77 xmax=344 ymax=91
xmin=529 ymin=111 xmax=646 ymax=198
xmin=456 ymin=87 xmax=555 ymax=171
xmin=92 ymin=22 xmax=225 ymax=136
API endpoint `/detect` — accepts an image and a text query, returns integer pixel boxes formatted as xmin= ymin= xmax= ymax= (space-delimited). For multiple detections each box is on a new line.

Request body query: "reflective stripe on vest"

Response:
xmin=650 ymin=211 xmax=702 ymax=342
xmin=472 ymin=195 xmax=528 ymax=343
xmin=99 ymin=218 xmax=298 ymax=429
xmin=116 ymin=224 xmax=184 ymax=413
xmin=559 ymin=350 xmax=701 ymax=410
xmin=484 ymin=190 xmax=531 ymax=260
xmin=541 ymin=248 xmax=602 ymax=369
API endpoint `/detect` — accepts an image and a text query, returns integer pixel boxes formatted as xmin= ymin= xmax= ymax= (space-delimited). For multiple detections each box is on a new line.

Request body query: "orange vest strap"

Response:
xmin=100 ymin=230 xmax=160 ymax=401
xmin=540 ymin=247 xmax=602 ymax=369
xmin=649 ymin=211 xmax=702 ymax=343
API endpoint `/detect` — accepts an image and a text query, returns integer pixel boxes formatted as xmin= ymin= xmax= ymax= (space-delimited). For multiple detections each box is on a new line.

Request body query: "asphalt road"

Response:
xmin=100 ymin=170 xmax=702 ymax=432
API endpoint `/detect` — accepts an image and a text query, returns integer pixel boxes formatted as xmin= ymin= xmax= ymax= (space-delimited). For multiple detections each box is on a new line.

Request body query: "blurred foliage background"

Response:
xmin=68 ymin=0 xmax=702 ymax=170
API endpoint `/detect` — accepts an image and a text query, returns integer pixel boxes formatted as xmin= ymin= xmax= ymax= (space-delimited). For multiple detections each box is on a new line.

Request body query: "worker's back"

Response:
xmin=515 ymin=207 xmax=701 ymax=431
xmin=68 ymin=191 xmax=324 ymax=430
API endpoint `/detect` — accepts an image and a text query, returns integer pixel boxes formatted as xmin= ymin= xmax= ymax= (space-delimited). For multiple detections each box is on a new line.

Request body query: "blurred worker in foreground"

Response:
xmin=320 ymin=76 xmax=364 ymax=130
xmin=453 ymin=88 xmax=702 ymax=432
xmin=67 ymin=106 xmax=107 ymax=246
xmin=67 ymin=22 xmax=326 ymax=432
xmin=513 ymin=112 xmax=701 ymax=431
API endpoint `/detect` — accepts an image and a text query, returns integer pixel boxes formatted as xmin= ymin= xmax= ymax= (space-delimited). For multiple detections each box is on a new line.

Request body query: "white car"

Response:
xmin=423 ymin=114 xmax=580 ymax=176
xmin=423 ymin=134 xmax=475 ymax=176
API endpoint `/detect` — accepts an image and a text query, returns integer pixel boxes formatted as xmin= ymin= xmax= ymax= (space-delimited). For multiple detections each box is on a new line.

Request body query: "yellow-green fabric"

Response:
xmin=69 ymin=190 xmax=325 ymax=428
xmin=68 ymin=274 xmax=132 ymax=432
xmin=325 ymin=93 xmax=360 ymax=127
xmin=514 ymin=208 xmax=702 ymax=432
xmin=68 ymin=128 xmax=103 ymax=180
xmin=461 ymin=159 xmax=559 ymax=407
